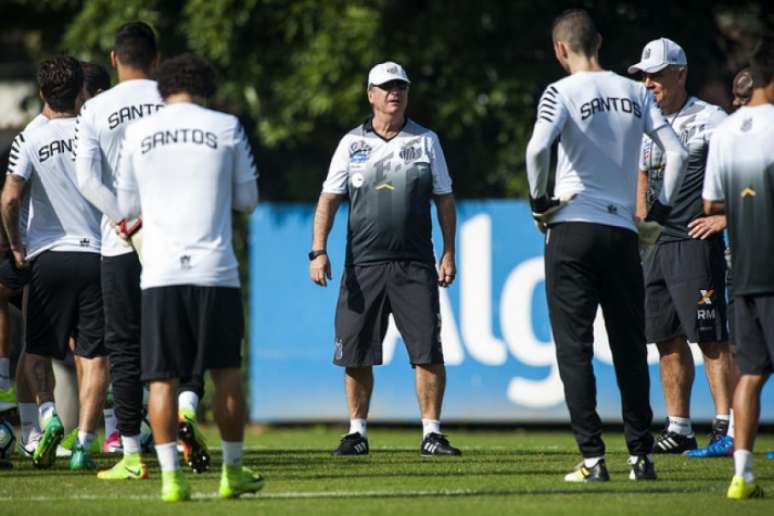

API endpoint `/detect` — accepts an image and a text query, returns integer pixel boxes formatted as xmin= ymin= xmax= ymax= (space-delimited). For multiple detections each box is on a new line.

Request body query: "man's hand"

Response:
xmin=437 ymin=252 xmax=456 ymax=288
xmin=529 ymin=193 xmax=577 ymax=233
xmin=11 ymin=245 xmax=28 ymax=269
xmin=688 ymin=215 xmax=726 ymax=240
xmin=310 ymin=254 xmax=332 ymax=287
xmin=115 ymin=217 xmax=142 ymax=240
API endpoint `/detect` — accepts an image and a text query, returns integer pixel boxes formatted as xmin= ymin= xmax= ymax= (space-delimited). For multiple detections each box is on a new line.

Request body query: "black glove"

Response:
xmin=644 ymin=199 xmax=672 ymax=226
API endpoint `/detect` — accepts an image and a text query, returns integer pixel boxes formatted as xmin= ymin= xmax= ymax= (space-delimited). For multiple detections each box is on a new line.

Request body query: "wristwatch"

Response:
xmin=308 ymin=249 xmax=327 ymax=261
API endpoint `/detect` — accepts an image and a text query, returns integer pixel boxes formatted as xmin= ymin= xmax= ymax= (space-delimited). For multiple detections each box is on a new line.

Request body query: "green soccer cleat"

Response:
xmin=161 ymin=470 xmax=191 ymax=502
xmin=219 ymin=464 xmax=265 ymax=499
xmin=0 ymin=386 xmax=17 ymax=412
xmin=69 ymin=444 xmax=96 ymax=471
xmin=178 ymin=408 xmax=210 ymax=473
xmin=97 ymin=452 xmax=149 ymax=480
xmin=727 ymin=475 xmax=764 ymax=500
xmin=32 ymin=414 xmax=64 ymax=469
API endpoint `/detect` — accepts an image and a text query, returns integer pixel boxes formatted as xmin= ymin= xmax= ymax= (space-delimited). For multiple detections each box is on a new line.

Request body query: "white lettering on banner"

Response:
xmin=380 ymin=212 xmax=695 ymax=408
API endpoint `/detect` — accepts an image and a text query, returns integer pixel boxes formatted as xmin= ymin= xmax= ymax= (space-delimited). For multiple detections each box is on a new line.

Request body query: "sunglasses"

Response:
xmin=374 ymin=80 xmax=409 ymax=91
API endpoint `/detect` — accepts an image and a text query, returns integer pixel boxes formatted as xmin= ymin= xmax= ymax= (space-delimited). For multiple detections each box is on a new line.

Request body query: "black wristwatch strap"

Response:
xmin=308 ymin=249 xmax=327 ymax=261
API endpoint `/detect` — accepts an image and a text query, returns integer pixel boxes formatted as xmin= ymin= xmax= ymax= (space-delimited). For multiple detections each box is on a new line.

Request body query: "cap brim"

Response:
xmin=371 ymin=77 xmax=410 ymax=86
xmin=627 ymin=62 xmax=670 ymax=75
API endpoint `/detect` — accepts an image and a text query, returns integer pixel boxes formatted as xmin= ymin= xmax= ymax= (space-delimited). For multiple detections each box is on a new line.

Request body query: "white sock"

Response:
xmin=122 ymin=434 xmax=142 ymax=455
xmin=155 ymin=441 xmax=179 ymax=472
xmin=0 ymin=358 xmax=10 ymax=390
xmin=19 ymin=402 xmax=42 ymax=444
xmin=349 ymin=418 xmax=367 ymax=437
xmin=38 ymin=401 xmax=56 ymax=424
xmin=734 ymin=449 xmax=754 ymax=483
xmin=104 ymin=408 xmax=117 ymax=436
xmin=421 ymin=419 xmax=441 ymax=438
xmin=667 ymin=416 xmax=692 ymax=436
xmin=728 ymin=410 xmax=735 ymax=440
xmin=178 ymin=391 xmax=199 ymax=413
xmin=584 ymin=456 xmax=604 ymax=468
xmin=222 ymin=440 xmax=243 ymax=466
xmin=77 ymin=431 xmax=95 ymax=449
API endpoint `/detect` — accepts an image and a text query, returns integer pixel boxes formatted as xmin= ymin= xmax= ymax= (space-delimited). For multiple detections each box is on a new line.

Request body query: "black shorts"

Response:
xmin=141 ymin=285 xmax=244 ymax=382
xmin=734 ymin=294 xmax=774 ymax=375
xmin=26 ymin=251 xmax=104 ymax=360
xmin=644 ymin=238 xmax=728 ymax=344
xmin=0 ymin=250 xmax=31 ymax=292
xmin=334 ymin=261 xmax=443 ymax=367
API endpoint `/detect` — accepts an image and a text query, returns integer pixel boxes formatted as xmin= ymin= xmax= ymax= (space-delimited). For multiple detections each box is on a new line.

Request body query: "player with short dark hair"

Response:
xmin=628 ymin=38 xmax=734 ymax=456
xmin=117 ymin=53 xmax=262 ymax=502
xmin=81 ymin=62 xmax=111 ymax=98
xmin=704 ymin=34 xmax=774 ymax=500
xmin=1 ymin=55 xmax=108 ymax=471
xmin=526 ymin=9 xmax=689 ymax=482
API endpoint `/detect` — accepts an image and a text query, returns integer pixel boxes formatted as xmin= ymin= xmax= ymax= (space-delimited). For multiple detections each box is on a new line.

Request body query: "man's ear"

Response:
xmin=553 ymin=40 xmax=569 ymax=62
xmin=110 ymin=50 xmax=118 ymax=70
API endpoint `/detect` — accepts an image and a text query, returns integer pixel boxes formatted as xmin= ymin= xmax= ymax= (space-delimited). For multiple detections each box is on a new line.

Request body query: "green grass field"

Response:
xmin=1 ymin=426 xmax=773 ymax=515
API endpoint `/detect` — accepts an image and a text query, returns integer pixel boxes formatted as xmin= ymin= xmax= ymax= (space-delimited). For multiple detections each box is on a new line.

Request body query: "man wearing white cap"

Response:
xmin=629 ymin=38 xmax=735 ymax=457
xmin=309 ymin=61 xmax=460 ymax=456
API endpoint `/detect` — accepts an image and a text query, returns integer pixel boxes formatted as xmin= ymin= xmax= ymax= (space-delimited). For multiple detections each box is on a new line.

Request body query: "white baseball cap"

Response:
xmin=367 ymin=61 xmax=411 ymax=87
xmin=627 ymin=38 xmax=687 ymax=74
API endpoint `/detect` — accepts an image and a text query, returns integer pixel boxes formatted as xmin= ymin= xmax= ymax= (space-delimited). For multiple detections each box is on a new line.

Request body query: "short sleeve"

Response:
xmin=642 ymin=87 xmax=667 ymax=134
xmin=703 ymin=108 xmax=728 ymax=145
xmin=73 ymin=102 xmax=99 ymax=161
xmin=7 ymin=133 xmax=33 ymax=180
xmin=534 ymin=84 xmax=568 ymax=141
xmin=702 ymin=134 xmax=725 ymax=202
xmin=427 ymin=131 xmax=452 ymax=194
xmin=321 ymin=137 xmax=350 ymax=194
xmin=233 ymin=120 xmax=258 ymax=185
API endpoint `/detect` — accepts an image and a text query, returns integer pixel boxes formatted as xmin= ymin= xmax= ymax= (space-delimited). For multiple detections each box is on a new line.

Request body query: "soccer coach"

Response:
xmin=525 ymin=9 xmax=688 ymax=481
xmin=309 ymin=62 xmax=460 ymax=456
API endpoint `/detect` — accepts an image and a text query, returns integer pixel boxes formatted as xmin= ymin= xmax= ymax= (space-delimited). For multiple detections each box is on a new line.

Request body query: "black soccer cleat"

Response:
xmin=332 ymin=433 xmax=369 ymax=456
xmin=653 ymin=428 xmax=698 ymax=454
xmin=421 ymin=433 xmax=461 ymax=456
xmin=564 ymin=459 xmax=610 ymax=482
xmin=628 ymin=455 xmax=657 ymax=480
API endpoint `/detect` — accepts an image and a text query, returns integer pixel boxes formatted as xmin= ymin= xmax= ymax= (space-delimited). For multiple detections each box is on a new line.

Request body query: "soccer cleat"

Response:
xmin=103 ymin=431 xmax=122 ymax=453
xmin=97 ymin=453 xmax=149 ymax=480
xmin=685 ymin=435 xmax=734 ymax=458
xmin=219 ymin=464 xmax=265 ymax=498
xmin=0 ymin=386 xmax=17 ymax=412
xmin=69 ymin=444 xmax=96 ymax=471
xmin=178 ymin=408 xmax=210 ymax=473
xmin=421 ymin=433 xmax=462 ymax=456
xmin=18 ymin=438 xmax=38 ymax=458
xmin=332 ymin=432 xmax=369 ymax=456
xmin=653 ymin=427 xmax=697 ymax=454
xmin=727 ymin=475 xmax=764 ymax=499
xmin=564 ymin=459 xmax=610 ymax=482
xmin=33 ymin=414 xmax=64 ymax=468
xmin=161 ymin=470 xmax=191 ymax=502
xmin=628 ymin=455 xmax=657 ymax=480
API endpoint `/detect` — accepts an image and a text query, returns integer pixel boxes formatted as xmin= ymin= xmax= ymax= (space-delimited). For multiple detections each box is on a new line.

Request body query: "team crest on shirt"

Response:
xmin=351 ymin=172 xmax=365 ymax=188
xmin=349 ymin=140 xmax=371 ymax=163
xmin=741 ymin=118 xmax=753 ymax=132
xmin=180 ymin=255 xmax=192 ymax=270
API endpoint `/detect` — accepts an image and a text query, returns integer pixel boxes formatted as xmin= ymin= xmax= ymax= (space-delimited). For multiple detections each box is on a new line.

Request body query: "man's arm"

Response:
xmin=635 ymin=169 xmax=649 ymax=221
xmin=434 ymin=193 xmax=456 ymax=287
xmin=704 ymin=200 xmax=725 ymax=216
xmin=232 ymin=121 xmax=259 ymax=214
xmin=1 ymin=175 xmax=29 ymax=267
xmin=643 ymin=125 xmax=689 ymax=222
xmin=309 ymin=192 xmax=343 ymax=287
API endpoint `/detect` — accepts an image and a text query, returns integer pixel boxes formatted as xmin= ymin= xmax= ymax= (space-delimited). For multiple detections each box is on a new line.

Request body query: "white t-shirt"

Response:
xmin=533 ymin=71 xmax=667 ymax=231
xmin=116 ymin=102 xmax=258 ymax=289
xmin=7 ymin=117 xmax=101 ymax=259
xmin=74 ymin=79 xmax=164 ymax=256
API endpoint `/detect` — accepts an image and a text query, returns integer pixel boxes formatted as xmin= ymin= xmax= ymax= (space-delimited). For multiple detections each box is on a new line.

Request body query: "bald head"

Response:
xmin=552 ymin=9 xmax=600 ymax=57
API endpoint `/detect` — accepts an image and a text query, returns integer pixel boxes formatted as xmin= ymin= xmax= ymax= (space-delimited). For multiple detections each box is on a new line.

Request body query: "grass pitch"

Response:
xmin=1 ymin=426 xmax=773 ymax=515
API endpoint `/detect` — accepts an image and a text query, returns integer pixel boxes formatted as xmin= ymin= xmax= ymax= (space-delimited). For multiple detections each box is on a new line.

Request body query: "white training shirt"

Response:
xmin=7 ymin=114 xmax=48 ymax=244
xmin=116 ymin=102 xmax=258 ymax=289
xmin=7 ymin=117 xmax=101 ymax=259
xmin=74 ymin=79 xmax=164 ymax=256
xmin=527 ymin=71 xmax=668 ymax=231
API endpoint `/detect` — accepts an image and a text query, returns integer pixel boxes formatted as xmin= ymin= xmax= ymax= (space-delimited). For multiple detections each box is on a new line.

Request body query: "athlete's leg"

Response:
xmin=698 ymin=340 xmax=733 ymax=416
xmin=345 ymin=366 xmax=373 ymax=420
xmin=656 ymin=335 xmax=694 ymax=418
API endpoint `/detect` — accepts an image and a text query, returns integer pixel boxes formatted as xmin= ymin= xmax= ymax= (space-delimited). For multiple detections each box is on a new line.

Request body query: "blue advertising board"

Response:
xmin=249 ymin=200 xmax=774 ymax=422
